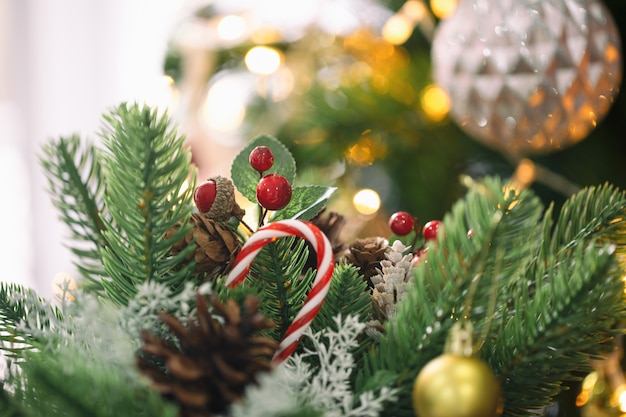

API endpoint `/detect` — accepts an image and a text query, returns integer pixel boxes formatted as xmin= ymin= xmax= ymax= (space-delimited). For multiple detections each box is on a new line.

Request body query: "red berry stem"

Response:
xmin=408 ymin=217 xmax=421 ymax=251
xmin=258 ymin=206 xmax=268 ymax=228
xmin=239 ymin=218 xmax=256 ymax=235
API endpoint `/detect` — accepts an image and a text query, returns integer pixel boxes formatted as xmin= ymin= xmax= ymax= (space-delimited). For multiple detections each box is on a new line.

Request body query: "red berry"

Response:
xmin=256 ymin=173 xmax=292 ymax=210
xmin=194 ymin=180 xmax=217 ymax=213
xmin=423 ymin=220 xmax=443 ymax=241
xmin=249 ymin=146 xmax=274 ymax=174
xmin=389 ymin=211 xmax=415 ymax=236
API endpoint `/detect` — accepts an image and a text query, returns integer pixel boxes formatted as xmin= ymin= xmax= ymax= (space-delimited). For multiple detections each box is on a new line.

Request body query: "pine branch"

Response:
xmin=313 ymin=263 xmax=372 ymax=333
xmin=355 ymin=177 xmax=626 ymax=416
xmin=40 ymin=135 xmax=107 ymax=293
xmin=99 ymin=103 xmax=196 ymax=305
xmin=0 ymin=283 xmax=62 ymax=358
xmin=11 ymin=348 xmax=179 ymax=417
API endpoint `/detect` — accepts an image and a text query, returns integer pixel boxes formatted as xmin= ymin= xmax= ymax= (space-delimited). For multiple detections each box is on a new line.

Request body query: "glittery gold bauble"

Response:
xmin=431 ymin=0 xmax=622 ymax=156
xmin=413 ymin=354 xmax=503 ymax=417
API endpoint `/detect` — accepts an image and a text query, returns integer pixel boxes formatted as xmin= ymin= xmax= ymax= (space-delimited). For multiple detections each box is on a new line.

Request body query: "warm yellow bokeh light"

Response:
xmin=353 ymin=189 xmax=381 ymax=215
xmin=403 ymin=0 xmax=427 ymax=21
xmin=245 ymin=46 xmax=283 ymax=75
xmin=201 ymin=78 xmax=247 ymax=131
xmin=382 ymin=15 xmax=414 ymax=45
xmin=217 ymin=15 xmax=247 ymax=40
xmin=619 ymin=387 xmax=626 ymax=412
xmin=421 ymin=84 xmax=450 ymax=121
xmin=512 ymin=158 xmax=536 ymax=189
xmin=430 ymin=0 xmax=457 ymax=19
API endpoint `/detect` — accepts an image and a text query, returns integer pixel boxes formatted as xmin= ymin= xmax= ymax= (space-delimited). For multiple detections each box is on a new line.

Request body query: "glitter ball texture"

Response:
xmin=431 ymin=0 xmax=622 ymax=156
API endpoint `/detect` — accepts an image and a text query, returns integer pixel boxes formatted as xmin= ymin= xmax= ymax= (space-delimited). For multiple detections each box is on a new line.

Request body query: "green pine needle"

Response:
xmin=11 ymin=348 xmax=178 ymax=417
xmin=98 ymin=103 xmax=196 ymax=305
xmin=355 ymin=177 xmax=626 ymax=417
xmin=40 ymin=135 xmax=107 ymax=294
xmin=0 ymin=283 xmax=61 ymax=358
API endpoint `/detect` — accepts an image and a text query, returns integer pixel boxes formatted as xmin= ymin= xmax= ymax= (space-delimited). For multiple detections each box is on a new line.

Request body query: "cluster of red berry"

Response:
xmin=389 ymin=211 xmax=443 ymax=264
xmin=249 ymin=146 xmax=292 ymax=211
xmin=193 ymin=146 xmax=293 ymax=216
xmin=389 ymin=211 xmax=442 ymax=241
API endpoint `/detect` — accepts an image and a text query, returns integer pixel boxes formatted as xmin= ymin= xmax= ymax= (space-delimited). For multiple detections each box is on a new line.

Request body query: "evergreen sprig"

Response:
xmin=11 ymin=348 xmax=178 ymax=417
xmin=355 ymin=177 xmax=626 ymax=416
xmin=0 ymin=283 xmax=61 ymax=358
xmin=40 ymin=135 xmax=107 ymax=293
xmin=250 ymin=236 xmax=315 ymax=340
xmin=98 ymin=103 xmax=196 ymax=305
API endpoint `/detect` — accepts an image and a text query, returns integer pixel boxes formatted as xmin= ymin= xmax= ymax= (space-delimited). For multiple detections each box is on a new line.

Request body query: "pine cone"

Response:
xmin=371 ymin=240 xmax=414 ymax=321
xmin=167 ymin=213 xmax=242 ymax=276
xmin=343 ymin=236 xmax=389 ymax=288
xmin=138 ymin=294 xmax=278 ymax=417
xmin=311 ymin=208 xmax=348 ymax=255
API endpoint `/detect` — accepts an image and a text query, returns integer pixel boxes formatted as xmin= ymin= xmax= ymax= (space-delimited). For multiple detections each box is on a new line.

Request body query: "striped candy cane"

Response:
xmin=225 ymin=219 xmax=334 ymax=364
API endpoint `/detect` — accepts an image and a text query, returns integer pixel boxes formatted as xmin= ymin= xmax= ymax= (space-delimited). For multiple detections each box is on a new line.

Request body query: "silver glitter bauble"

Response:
xmin=431 ymin=0 xmax=622 ymax=156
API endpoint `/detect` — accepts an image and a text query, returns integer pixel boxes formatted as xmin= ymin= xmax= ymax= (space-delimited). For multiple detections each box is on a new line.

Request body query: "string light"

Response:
xmin=421 ymin=84 xmax=450 ymax=121
xmin=245 ymin=46 xmax=283 ymax=75
xmin=353 ymin=188 xmax=381 ymax=215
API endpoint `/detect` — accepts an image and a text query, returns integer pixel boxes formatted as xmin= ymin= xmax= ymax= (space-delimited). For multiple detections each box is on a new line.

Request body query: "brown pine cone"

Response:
xmin=167 ymin=213 xmax=242 ymax=277
xmin=138 ymin=294 xmax=278 ymax=417
xmin=343 ymin=237 xmax=389 ymax=288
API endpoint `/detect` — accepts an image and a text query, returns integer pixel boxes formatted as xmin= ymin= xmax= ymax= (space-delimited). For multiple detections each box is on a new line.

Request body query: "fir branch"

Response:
xmin=0 ymin=283 xmax=62 ymax=358
xmin=356 ymin=177 xmax=545 ymax=416
xmin=313 ymin=263 xmax=372 ymax=334
xmin=248 ymin=236 xmax=315 ymax=341
xmin=11 ymin=348 xmax=179 ymax=417
xmin=99 ymin=103 xmax=196 ymax=305
xmin=40 ymin=135 xmax=107 ymax=293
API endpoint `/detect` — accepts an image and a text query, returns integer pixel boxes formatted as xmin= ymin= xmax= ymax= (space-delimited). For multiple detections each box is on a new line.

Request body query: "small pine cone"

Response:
xmin=343 ymin=237 xmax=389 ymax=288
xmin=138 ymin=294 xmax=278 ymax=417
xmin=371 ymin=240 xmax=414 ymax=321
xmin=168 ymin=213 xmax=242 ymax=276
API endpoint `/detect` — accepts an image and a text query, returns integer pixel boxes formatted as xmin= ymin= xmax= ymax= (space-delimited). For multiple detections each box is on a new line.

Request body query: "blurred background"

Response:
xmin=0 ymin=0 xmax=624 ymax=303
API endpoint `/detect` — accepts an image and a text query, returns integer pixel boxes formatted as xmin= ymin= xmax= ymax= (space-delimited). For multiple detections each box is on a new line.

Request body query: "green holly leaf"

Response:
xmin=231 ymin=134 xmax=297 ymax=204
xmin=271 ymin=185 xmax=337 ymax=221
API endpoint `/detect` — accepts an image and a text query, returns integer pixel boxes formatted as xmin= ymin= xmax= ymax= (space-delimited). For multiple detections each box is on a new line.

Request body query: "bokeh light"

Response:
xmin=382 ymin=15 xmax=413 ymax=45
xmin=421 ymin=84 xmax=450 ymax=121
xmin=245 ymin=46 xmax=283 ymax=75
xmin=217 ymin=15 xmax=247 ymax=41
xmin=430 ymin=0 xmax=457 ymax=19
xmin=353 ymin=188 xmax=381 ymax=215
xmin=201 ymin=76 xmax=248 ymax=131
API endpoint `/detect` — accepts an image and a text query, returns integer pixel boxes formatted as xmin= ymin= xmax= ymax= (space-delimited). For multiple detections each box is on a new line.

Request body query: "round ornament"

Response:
xmin=413 ymin=353 xmax=502 ymax=417
xmin=431 ymin=0 xmax=622 ymax=156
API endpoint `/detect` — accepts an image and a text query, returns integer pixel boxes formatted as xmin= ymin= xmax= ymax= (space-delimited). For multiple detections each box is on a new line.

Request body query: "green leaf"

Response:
xmin=231 ymin=134 xmax=297 ymax=204
xmin=271 ymin=185 xmax=336 ymax=221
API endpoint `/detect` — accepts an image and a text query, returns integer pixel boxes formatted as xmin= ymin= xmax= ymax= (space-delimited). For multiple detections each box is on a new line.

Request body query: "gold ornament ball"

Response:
xmin=413 ymin=354 xmax=503 ymax=417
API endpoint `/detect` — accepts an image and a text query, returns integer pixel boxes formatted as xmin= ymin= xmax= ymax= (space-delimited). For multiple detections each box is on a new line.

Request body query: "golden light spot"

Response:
xmin=217 ymin=15 xmax=246 ymax=40
xmin=403 ymin=0 xmax=428 ymax=22
xmin=431 ymin=0 xmax=458 ymax=19
xmin=245 ymin=46 xmax=283 ymax=75
xmin=512 ymin=159 xmax=536 ymax=189
xmin=382 ymin=14 xmax=414 ymax=45
xmin=353 ymin=189 xmax=381 ymax=215
xmin=345 ymin=134 xmax=387 ymax=165
xmin=421 ymin=84 xmax=450 ymax=121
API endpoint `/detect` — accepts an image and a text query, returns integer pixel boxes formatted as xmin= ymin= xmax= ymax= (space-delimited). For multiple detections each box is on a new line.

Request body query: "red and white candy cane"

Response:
xmin=225 ymin=219 xmax=334 ymax=364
